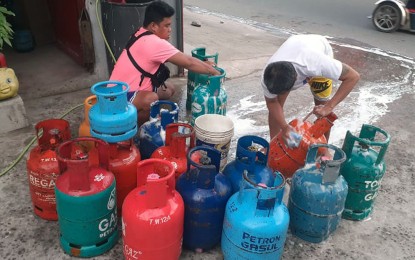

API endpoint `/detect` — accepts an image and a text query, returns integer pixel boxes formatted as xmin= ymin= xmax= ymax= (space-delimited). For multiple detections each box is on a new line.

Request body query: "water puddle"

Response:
xmin=186 ymin=5 xmax=415 ymax=148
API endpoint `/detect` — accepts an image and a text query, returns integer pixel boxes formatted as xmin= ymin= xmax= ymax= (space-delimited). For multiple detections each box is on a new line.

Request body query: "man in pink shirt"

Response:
xmin=110 ymin=1 xmax=220 ymax=125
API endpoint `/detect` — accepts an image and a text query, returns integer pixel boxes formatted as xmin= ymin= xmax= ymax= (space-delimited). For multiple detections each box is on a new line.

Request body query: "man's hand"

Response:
xmin=313 ymin=104 xmax=333 ymax=118
xmin=204 ymin=60 xmax=217 ymax=67
xmin=204 ymin=61 xmax=221 ymax=76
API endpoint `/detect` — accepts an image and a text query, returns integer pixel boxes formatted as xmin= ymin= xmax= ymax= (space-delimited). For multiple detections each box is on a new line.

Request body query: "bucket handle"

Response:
xmin=342 ymin=124 xmax=390 ymax=165
xmin=236 ymin=135 xmax=269 ymax=167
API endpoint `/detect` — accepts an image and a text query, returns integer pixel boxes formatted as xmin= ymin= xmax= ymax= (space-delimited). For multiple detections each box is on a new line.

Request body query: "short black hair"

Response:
xmin=143 ymin=1 xmax=175 ymax=27
xmin=263 ymin=61 xmax=297 ymax=95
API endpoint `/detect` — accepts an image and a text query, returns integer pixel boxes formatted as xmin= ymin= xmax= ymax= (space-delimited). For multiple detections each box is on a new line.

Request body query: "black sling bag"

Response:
xmin=125 ymin=30 xmax=170 ymax=92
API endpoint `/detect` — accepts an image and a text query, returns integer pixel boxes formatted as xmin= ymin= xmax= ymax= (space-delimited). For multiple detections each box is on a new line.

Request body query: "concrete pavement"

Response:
xmin=0 ymin=5 xmax=414 ymax=260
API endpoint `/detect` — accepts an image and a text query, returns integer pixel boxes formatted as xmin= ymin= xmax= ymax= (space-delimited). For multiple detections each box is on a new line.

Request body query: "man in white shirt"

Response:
xmin=261 ymin=34 xmax=360 ymax=144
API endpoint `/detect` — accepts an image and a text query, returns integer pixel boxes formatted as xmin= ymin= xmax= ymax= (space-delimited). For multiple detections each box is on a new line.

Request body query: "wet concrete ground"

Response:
xmin=0 ymin=6 xmax=414 ymax=260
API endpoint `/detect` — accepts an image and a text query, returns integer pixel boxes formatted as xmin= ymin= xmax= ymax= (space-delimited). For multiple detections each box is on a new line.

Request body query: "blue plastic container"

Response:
xmin=89 ymin=81 xmax=137 ymax=143
xmin=137 ymin=100 xmax=179 ymax=159
xmin=222 ymin=135 xmax=275 ymax=194
xmin=176 ymin=146 xmax=232 ymax=252
xmin=289 ymin=143 xmax=347 ymax=243
xmin=13 ymin=30 xmax=35 ymax=52
xmin=222 ymin=169 xmax=289 ymax=260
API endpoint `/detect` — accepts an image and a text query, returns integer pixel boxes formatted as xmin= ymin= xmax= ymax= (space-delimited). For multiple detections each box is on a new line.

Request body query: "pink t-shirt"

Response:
xmin=110 ymin=28 xmax=179 ymax=92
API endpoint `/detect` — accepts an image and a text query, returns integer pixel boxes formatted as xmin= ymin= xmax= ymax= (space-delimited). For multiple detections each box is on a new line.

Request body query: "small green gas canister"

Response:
xmin=191 ymin=67 xmax=227 ymax=125
xmin=340 ymin=124 xmax=391 ymax=221
xmin=186 ymin=47 xmax=218 ymax=110
xmin=55 ymin=137 xmax=118 ymax=257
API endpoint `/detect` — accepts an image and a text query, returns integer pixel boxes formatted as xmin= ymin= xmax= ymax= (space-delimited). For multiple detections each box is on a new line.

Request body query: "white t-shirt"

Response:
xmin=261 ymin=34 xmax=342 ymax=99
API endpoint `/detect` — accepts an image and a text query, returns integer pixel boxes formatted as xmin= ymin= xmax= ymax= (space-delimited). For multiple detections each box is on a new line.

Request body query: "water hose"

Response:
xmin=1 ymin=0 xmax=119 ymax=177
xmin=0 ymin=103 xmax=83 ymax=177
xmin=95 ymin=0 xmax=117 ymax=63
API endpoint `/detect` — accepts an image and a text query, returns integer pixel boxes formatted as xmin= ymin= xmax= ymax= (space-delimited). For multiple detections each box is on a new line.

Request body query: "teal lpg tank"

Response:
xmin=289 ymin=143 xmax=347 ymax=243
xmin=191 ymin=67 xmax=227 ymax=125
xmin=186 ymin=47 xmax=219 ymax=110
xmin=55 ymin=137 xmax=118 ymax=257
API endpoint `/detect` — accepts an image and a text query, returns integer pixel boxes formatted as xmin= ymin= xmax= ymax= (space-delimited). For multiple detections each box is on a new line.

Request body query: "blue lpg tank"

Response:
xmin=136 ymin=100 xmax=179 ymax=159
xmin=222 ymin=135 xmax=275 ymax=194
xmin=289 ymin=143 xmax=347 ymax=243
xmin=221 ymin=170 xmax=289 ymax=260
xmin=176 ymin=146 xmax=232 ymax=252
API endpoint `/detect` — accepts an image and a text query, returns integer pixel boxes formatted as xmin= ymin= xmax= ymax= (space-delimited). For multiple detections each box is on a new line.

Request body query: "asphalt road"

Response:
xmin=184 ymin=0 xmax=415 ymax=58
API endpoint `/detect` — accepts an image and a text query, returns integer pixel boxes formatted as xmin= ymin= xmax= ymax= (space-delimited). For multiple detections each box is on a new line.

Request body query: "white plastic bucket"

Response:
xmin=194 ymin=114 xmax=234 ymax=170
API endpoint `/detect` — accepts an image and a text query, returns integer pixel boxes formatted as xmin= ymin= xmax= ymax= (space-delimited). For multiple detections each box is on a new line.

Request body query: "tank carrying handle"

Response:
xmin=236 ymin=135 xmax=269 ymax=166
xmin=191 ymin=47 xmax=219 ymax=64
xmin=137 ymin=159 xmax=176 ymax=209
xmin=207 ymin=67 xmax=226 ymax=95
xmin=342 ymin=124 xmax=390 ymax=165
xmin=187 ymin=146 xmax=221 ymax=173
xmin=149 ymin=100 xmax=179 ymax=128
xmin=35 ymin=119 xmax=71 ymax=149
xmin=165 ymin=123 xmax=195 ymax=157
xmin=306 ymin=144 xmax=346 ymax=183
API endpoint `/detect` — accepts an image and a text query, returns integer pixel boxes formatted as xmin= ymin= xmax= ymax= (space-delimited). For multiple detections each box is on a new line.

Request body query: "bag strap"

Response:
xmin=125 ymin=30 xmax=155 ymax=86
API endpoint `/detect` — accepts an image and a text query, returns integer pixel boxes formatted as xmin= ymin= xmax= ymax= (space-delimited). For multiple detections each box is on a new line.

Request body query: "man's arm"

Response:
xmin=167 ymin=52 xmax=221 ymax=76
xmin=265 ymin=92 xmax=290 ymax=140
xmin=314 ymin=63 xmax=360 ymax=117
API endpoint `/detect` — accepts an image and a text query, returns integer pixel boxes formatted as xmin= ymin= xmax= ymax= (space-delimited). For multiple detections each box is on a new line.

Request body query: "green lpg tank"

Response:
xmin=340 ymin=124 xmax=391 ymax=221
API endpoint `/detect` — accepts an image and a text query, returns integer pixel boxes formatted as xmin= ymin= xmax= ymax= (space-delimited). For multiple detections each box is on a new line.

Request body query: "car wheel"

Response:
xmin=372 ymin=3 xmax=402 ymax=33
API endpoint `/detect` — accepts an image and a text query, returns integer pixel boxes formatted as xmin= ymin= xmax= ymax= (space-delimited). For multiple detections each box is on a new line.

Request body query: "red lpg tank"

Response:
xmin=0 ymin=52 xmax=7 ymax=67
xmin=268 ymin=112 xmax=337 ymax=179
xmin=151 ymin=123 xmax=195 ymax=179
xmin=122 ymin=159 xmax=184 ymax=260
xmin=26 ymin=119 xmax=71 ymax=220
xmin=108 ymin=140 xmax=141 ymax=214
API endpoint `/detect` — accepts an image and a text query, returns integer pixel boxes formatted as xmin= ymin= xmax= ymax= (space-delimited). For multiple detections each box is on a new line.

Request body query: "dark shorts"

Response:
xmin=127 ymin=91 xmax=137 ymax=103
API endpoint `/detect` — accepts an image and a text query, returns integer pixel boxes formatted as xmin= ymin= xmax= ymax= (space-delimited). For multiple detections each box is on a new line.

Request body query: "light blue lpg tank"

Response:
xmin=221 ymin=170 xmax=289 ymax=260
